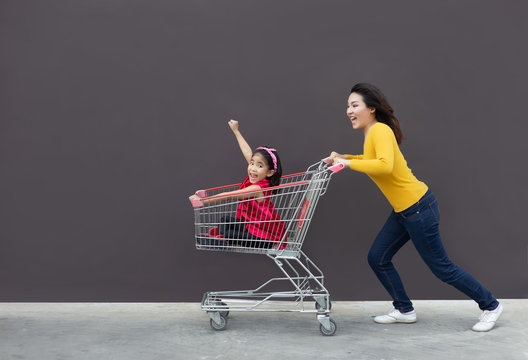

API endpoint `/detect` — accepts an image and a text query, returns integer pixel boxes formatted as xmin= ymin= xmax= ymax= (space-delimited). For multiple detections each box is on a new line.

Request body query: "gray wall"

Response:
xmin=1 ymin=0 xmax=527 ymax=301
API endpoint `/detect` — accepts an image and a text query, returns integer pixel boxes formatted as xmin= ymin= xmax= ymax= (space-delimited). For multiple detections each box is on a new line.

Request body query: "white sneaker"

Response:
xmin=472 ymin=303 xmax=503 ymax=332
xmin=373 ymin=308 xmax=417 ymax=324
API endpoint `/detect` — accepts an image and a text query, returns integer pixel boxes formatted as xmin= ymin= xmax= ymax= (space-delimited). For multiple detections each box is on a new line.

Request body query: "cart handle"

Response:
xmin=322 ymin=157 xmax=345 ymax=173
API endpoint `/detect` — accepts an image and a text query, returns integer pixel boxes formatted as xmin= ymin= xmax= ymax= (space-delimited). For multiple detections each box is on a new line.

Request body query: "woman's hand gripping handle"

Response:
xmin=323 ymin=157 xmax=345 ymax=173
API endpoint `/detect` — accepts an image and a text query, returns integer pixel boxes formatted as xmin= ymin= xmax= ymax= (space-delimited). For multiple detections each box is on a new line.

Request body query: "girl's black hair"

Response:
xmin=350 ymin=83 xmax=404 ymax=144
xmin=253 ymin=146 xmax=282 ymax=189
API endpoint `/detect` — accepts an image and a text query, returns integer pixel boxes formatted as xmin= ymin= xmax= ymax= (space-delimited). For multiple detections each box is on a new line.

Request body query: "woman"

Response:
xmin=329 ymin=83 xmax=502 ymax=332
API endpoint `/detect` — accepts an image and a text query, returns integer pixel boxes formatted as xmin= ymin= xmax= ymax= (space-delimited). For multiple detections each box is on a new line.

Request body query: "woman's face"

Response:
xmin=346 ymin=92 xmax=376 ymax=131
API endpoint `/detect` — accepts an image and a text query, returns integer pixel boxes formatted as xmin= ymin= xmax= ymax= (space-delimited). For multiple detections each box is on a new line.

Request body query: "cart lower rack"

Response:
xmin=191 ymin=159 xmax=344 ymax=335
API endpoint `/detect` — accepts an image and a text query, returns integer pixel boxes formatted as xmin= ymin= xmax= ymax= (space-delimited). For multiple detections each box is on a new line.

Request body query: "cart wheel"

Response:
xmin=319 ymin=318 xmax=337 ymax=336
xmin=210 ymin=315 xmax=227 ymax=331
xmin=315 ymin=299 xmax=332 ymax=311
xmin=218 ymin=301 xmax=229 ymax=318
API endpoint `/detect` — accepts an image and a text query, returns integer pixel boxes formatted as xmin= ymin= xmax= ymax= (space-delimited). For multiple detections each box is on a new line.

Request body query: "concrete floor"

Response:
xmin=0 ymin=299 xmax=527 ymax=360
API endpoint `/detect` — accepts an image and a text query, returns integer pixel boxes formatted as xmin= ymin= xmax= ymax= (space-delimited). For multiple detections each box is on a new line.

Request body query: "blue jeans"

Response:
xmin=367 ymin=190 xmax=498 ymax=313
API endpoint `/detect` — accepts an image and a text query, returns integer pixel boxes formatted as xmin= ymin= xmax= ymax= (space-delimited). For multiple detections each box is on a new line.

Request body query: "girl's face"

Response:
xmin=248 ymin=153 xmax=275 ymax=184
xmin=346 ymin=92 xmax=377 ymax=132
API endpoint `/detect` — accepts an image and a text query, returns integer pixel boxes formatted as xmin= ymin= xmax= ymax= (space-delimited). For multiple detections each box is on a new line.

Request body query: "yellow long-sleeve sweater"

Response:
xmin=345 ymin=122 xmax=428 ymax=212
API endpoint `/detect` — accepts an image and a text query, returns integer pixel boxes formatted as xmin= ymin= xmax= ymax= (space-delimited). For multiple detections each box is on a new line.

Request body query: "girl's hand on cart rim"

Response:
xmin=189 ymin=194 xmax=201 ymax=203
xmin=228 ymin=119 xmax=239 ymax=131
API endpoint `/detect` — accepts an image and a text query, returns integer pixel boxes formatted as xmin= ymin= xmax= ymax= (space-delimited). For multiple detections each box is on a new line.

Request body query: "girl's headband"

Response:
xmin=256 ymin=147 xmax=277 ymax=171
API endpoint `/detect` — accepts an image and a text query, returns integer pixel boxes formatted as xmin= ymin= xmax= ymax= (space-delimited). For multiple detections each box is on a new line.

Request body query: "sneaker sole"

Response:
xmin=472 ymin=324 xmax=496 ymax=332
xmin=373 ymin=317 xmax=417 ymax=324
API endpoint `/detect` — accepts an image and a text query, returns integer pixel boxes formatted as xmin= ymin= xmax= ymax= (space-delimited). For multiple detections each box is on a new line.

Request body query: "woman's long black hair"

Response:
xmin=350 ymin=83 xmax=404 ymax=144
xmin=253 ymin=146 xmax=282 ymax=190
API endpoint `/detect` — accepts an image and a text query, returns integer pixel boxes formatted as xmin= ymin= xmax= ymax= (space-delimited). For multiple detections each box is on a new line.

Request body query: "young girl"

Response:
xmin=328 ymin=83 xmax=502 ymax=332
xmin=189 ymin=120 xmax=286 ymax=249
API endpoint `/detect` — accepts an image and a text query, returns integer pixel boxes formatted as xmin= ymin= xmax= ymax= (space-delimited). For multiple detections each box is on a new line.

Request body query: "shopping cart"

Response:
xmin=190 ymin=159 xmax=344 ymax=336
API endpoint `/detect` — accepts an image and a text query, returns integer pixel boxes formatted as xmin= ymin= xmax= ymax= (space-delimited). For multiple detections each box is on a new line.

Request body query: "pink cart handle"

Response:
xmin=329 ymin=163 xmax=345 ymax=173
xmin=322 ymin=158 xmax=345 ymax=173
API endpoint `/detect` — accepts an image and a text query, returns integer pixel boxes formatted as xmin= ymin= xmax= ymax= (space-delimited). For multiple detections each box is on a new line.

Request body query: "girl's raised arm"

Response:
xmin=228 ymin=119 xmax=253 ymax=164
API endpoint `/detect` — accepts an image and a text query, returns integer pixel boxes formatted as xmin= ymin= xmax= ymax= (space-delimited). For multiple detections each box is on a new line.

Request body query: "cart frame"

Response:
xmin=191 ymin=159 xmax=344 ymax=335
